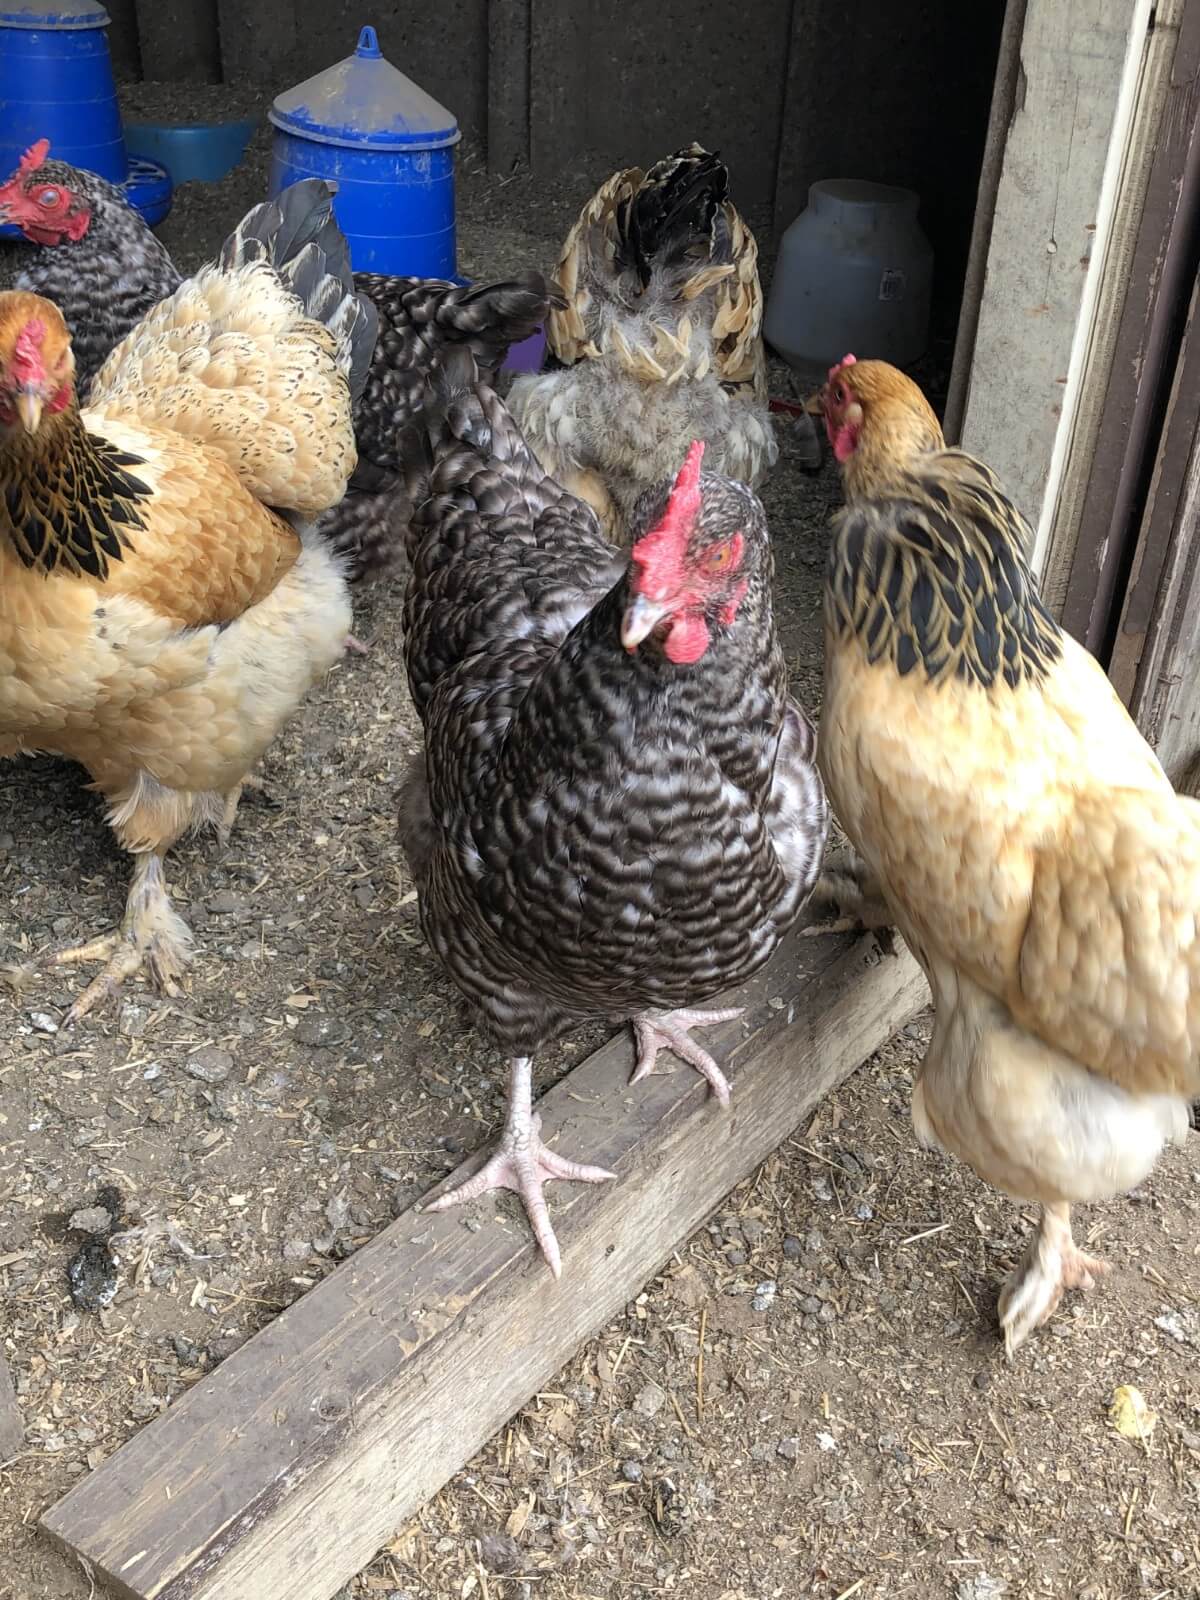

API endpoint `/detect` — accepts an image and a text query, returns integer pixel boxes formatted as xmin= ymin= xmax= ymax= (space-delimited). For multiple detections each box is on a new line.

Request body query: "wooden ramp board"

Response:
xmin=42 ymin=930 xmax=927 ymax=1600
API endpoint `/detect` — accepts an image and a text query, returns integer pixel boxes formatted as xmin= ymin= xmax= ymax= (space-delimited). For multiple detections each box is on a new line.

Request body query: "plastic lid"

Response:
xmin=269 ymin=25 xmax=460 ymax=152
xmin=0 ymin=0 xmax=110 ymax=27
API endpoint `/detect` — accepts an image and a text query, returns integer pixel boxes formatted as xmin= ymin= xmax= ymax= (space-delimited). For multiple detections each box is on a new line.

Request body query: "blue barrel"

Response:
xmin=0 ymin=0 xmax=127 ymax=185
xmin=269 ymin=25 xmax=461 ymax=279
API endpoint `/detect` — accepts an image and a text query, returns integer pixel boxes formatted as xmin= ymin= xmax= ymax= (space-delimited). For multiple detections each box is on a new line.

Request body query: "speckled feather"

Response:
xmin=0 ymin=158 xmax=180 ymax=398
xmin=318 ymin=270 xmax=554 ymax=581
xmin=507 ymin=145 xmax=777 ymax=544
xmin=399 ymin=367 xmax=826 ymax=1054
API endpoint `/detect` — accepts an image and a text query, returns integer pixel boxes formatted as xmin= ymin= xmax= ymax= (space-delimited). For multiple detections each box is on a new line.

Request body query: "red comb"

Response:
xmin=631 ymin=440 xmax=706 ymax=598
xmin=828 ymin=353 xmax=857 ymax=382
xmin=12 ymin=318 xmax=46 ymax=386
xmin=17 ymin=139 xmax=49 ymax=177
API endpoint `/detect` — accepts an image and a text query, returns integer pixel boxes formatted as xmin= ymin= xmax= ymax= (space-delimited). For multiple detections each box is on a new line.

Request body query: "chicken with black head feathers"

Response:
xmin=399 ymin=350 xmax=828 ymax=1274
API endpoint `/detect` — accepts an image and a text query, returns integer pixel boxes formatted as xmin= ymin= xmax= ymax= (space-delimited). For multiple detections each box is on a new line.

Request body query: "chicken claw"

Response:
xmin=56 ymin=854 xmax=192 ymax=1026
xmin=802 ymin=859 xmax=894 ymax=936
xmin=997 ymin=1202 xmax=1111 ymax=1355
xmin=423 ymin=1057 xmax=615 ymax=1276
xmin=629 ymin=1007 xmax=743 ymax=1106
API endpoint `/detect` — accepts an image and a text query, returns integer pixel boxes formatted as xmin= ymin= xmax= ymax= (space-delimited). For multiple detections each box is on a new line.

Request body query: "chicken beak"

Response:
xmin=802 ymin=387 xmax=825 ymax=416
xmin=15 ymin=388 xmax=43 ymax=434
xmin=621 ymin=595 xmax=670 ymax=652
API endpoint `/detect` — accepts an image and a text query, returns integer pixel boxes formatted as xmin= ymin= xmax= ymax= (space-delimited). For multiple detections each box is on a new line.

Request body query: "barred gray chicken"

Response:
xmin=0 ymin=142 xmax=552 ymax=583
xmin=400 ymin=355 xmax=828 ymax=1274
xmin=0 ymin=139 xmax=181 ymax=397
xmin=322 ymin=271 xmax=552 ymax=581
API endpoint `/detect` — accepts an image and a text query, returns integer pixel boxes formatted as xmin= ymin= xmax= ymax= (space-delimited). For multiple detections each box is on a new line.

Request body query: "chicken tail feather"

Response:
xmin=217 ymin=177 xmax=378 ymax=404
xmin=617 ymin=143 xmax=730 ymax=287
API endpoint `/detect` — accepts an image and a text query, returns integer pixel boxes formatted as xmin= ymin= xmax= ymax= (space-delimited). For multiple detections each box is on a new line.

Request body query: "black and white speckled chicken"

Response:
xmin=507 ymin=143 xmax=778 ymax=544
xmin=399 ymin=353 xmax=828 ymax=1274
xmin=321 ymin=271 xmax=553 ymax=581
xmin=0 ymin=139 xmax=181 ymax=398
xmin=0 ymin=141 xmax=553 ymax=584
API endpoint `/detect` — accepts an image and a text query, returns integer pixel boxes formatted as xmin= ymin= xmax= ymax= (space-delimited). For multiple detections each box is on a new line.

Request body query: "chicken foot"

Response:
xmin=629 ymin=1007 xmax=743 ymax=1107
xmin=802 ymin=856 xmax=894 ymax=936
xmin=997 ymin=1201 xmax=1110 ymax=1355
xmin=56 ymin=851 xmax=192 ymax=1026
xmin=423 ymin=1056 xmax=615 ymax=1276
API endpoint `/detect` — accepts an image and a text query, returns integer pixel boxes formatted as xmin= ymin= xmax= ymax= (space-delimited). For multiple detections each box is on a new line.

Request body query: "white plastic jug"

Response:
xmin=764 ymin=179 xmax=933 ymax=374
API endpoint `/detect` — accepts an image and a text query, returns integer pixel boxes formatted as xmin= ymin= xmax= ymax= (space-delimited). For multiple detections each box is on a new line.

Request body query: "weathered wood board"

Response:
xmin=0 ymin=1350 xmax=23 ymax=1462
xmin=42 ymin=929 xmax=927 ymax=1600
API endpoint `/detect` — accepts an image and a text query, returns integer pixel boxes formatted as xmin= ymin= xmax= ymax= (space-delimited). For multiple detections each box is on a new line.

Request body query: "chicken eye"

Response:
xmin=703 ymin=543 xmax=732 ymax=574
xmin=833 ymin=383 xmax=847 ymax=405
xmin=36 ymin=188 xmax=61 ymax=209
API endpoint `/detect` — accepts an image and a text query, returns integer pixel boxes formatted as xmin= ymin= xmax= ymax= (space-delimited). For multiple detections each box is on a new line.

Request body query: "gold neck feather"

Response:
xmin=0 ymin=405 xmax=150 ymax=579
xmin=826 ymin=450 xmax=1063 ymax=690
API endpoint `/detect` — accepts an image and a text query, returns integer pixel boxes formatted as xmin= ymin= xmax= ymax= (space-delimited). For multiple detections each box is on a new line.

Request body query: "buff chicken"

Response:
xmin=399 ymin=353 xmax=828 ymax=1274
xmin=0 ymin=140 xmax=554 ymax=586
xmin=0 ymin=178 xmax=376 ymax=1024
xmin=507 ymin=144 xmax=778 ymax=544
xmin=812 ymin=354 xmax=1197 ymax=1353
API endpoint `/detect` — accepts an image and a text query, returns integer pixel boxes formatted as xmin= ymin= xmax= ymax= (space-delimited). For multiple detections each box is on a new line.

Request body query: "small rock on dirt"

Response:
xmin=184 ymin=1046 xmax=233 ymax=1084
xmin=634 ymin=1380 xmax=667 ymax=1419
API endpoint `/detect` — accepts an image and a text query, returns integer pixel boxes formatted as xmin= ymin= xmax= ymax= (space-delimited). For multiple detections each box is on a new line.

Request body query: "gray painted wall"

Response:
xmin=123 ymin=0 xmax=1006 ymax=332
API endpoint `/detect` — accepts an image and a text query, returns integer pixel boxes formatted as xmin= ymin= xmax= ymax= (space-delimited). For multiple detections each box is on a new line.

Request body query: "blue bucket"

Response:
xmin=0 ymin=1 xmax=127 ymax=185
xmin=269 ymin=25 xmax=461 ymax=279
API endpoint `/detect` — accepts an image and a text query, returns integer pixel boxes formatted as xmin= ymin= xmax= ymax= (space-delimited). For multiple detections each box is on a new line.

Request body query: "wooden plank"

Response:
xmin=41 ymin=929 xmax=927 ymax=1600
xmin=959 ymin=0 xmax=1143 ymax=569
xmin=943 ymin=0 xmax=1030 ymax=444
xmin=1118 ymin=278 xmax=1200 ymax=784
xmin=0 ymin=1351 xmax=23 ymax=1462
xmin=1054 ymin=0 xmax=1200 ymax=654
xmin=487 ymin=0 xmax=531 ymax=174
xmin=133 ymin=0 xmax=220 ymax=83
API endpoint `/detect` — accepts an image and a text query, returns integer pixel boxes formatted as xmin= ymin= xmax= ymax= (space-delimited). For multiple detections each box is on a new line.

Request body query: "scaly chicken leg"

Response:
xmin=802 ymin=855 xmax=894 ymax=936
xmin=424 ymin=1057 xmax=616 ymax=1276
xmin=629 ymin=1006 xmax=744 ymax=1105
xmin=997 ymin=1202 xmax=1111 ymax=1355
xmin=56 ymin=850 xmax=191 ymax=1026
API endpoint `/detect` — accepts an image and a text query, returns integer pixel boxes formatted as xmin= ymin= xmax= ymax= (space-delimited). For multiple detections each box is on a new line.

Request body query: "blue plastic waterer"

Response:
xmin=0 ymin=0 xmax=171 ymax=228
xmin=269 ymin=25 xmax=461 ymax=278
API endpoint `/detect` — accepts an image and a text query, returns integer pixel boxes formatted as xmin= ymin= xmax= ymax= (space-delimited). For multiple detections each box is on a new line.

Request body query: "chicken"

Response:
xmin=0 ymin=178 xmax=376 ymax=1024
xmin=397 ymin=353 xmax=827 ymax=1275
xmin=0 ymin=142 xmax=554 ymax=588
xmin=319 ymin=271 xmax=555 ymax=582
xmin=812 ymin=354 xmax=1197 ymax=1353
xmin=507 ymin=144 xmax=778 ymax=543
xmin=0 ymin=139 xmax=181 ymax=398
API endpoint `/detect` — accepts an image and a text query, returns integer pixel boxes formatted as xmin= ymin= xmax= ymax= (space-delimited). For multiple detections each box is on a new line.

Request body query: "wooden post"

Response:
xmin=958 ymin=0 xmax=1149 ymax=576
xmin=488 ymin=0 xmax=531 ymax=174
xmin=0 ymin=1351 xmax=22 ymax=1462
xmin=528 ymin=0 xmax=589 ymax=174
xmin=41 ymin=931 xmax=927 ymax=1600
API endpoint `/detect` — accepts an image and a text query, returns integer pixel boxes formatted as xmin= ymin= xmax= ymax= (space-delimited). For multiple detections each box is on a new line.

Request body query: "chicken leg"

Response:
xmin=423 ymin=1057 xmax=615 ymax=1276
xmin=56 ymin=851 xmax=192 ymax=1026
xmin=997 ymin=1201 xmax=1110 ymax=1355
xmin=629 ymin=1007 xmax=743 ymax=1106
xmin=802 ymin=855 xmax=894 ymax=936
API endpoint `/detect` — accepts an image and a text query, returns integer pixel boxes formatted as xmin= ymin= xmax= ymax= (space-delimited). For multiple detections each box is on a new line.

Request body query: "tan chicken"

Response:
xmin=812 ymin=355 xmax=1197 ymax=1353
xmin=0 ymin=180 xmax=375 ymax=1023
xmin=507 ymin=144 xmax=776 ymax=543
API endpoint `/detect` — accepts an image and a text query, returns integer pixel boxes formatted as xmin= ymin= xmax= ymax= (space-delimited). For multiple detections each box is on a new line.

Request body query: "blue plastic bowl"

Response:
xmin=124 ymin=154 xmax=171 ymax=227
xmin=124 ymin=118 xmax=257 ymax=185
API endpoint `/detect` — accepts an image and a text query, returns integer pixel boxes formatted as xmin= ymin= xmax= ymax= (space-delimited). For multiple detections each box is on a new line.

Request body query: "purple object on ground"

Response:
xmin=501 ymin=324 xmax=546 ymax=374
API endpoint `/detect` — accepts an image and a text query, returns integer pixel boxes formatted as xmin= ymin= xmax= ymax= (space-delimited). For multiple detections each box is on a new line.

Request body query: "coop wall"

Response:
xmin=118 ymin=0 xmax=1006 ymax=337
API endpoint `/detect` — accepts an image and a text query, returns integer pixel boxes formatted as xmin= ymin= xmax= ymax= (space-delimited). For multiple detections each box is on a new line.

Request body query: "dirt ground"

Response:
xmin=2 ymin=88 xmax=1199 ymax=1600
